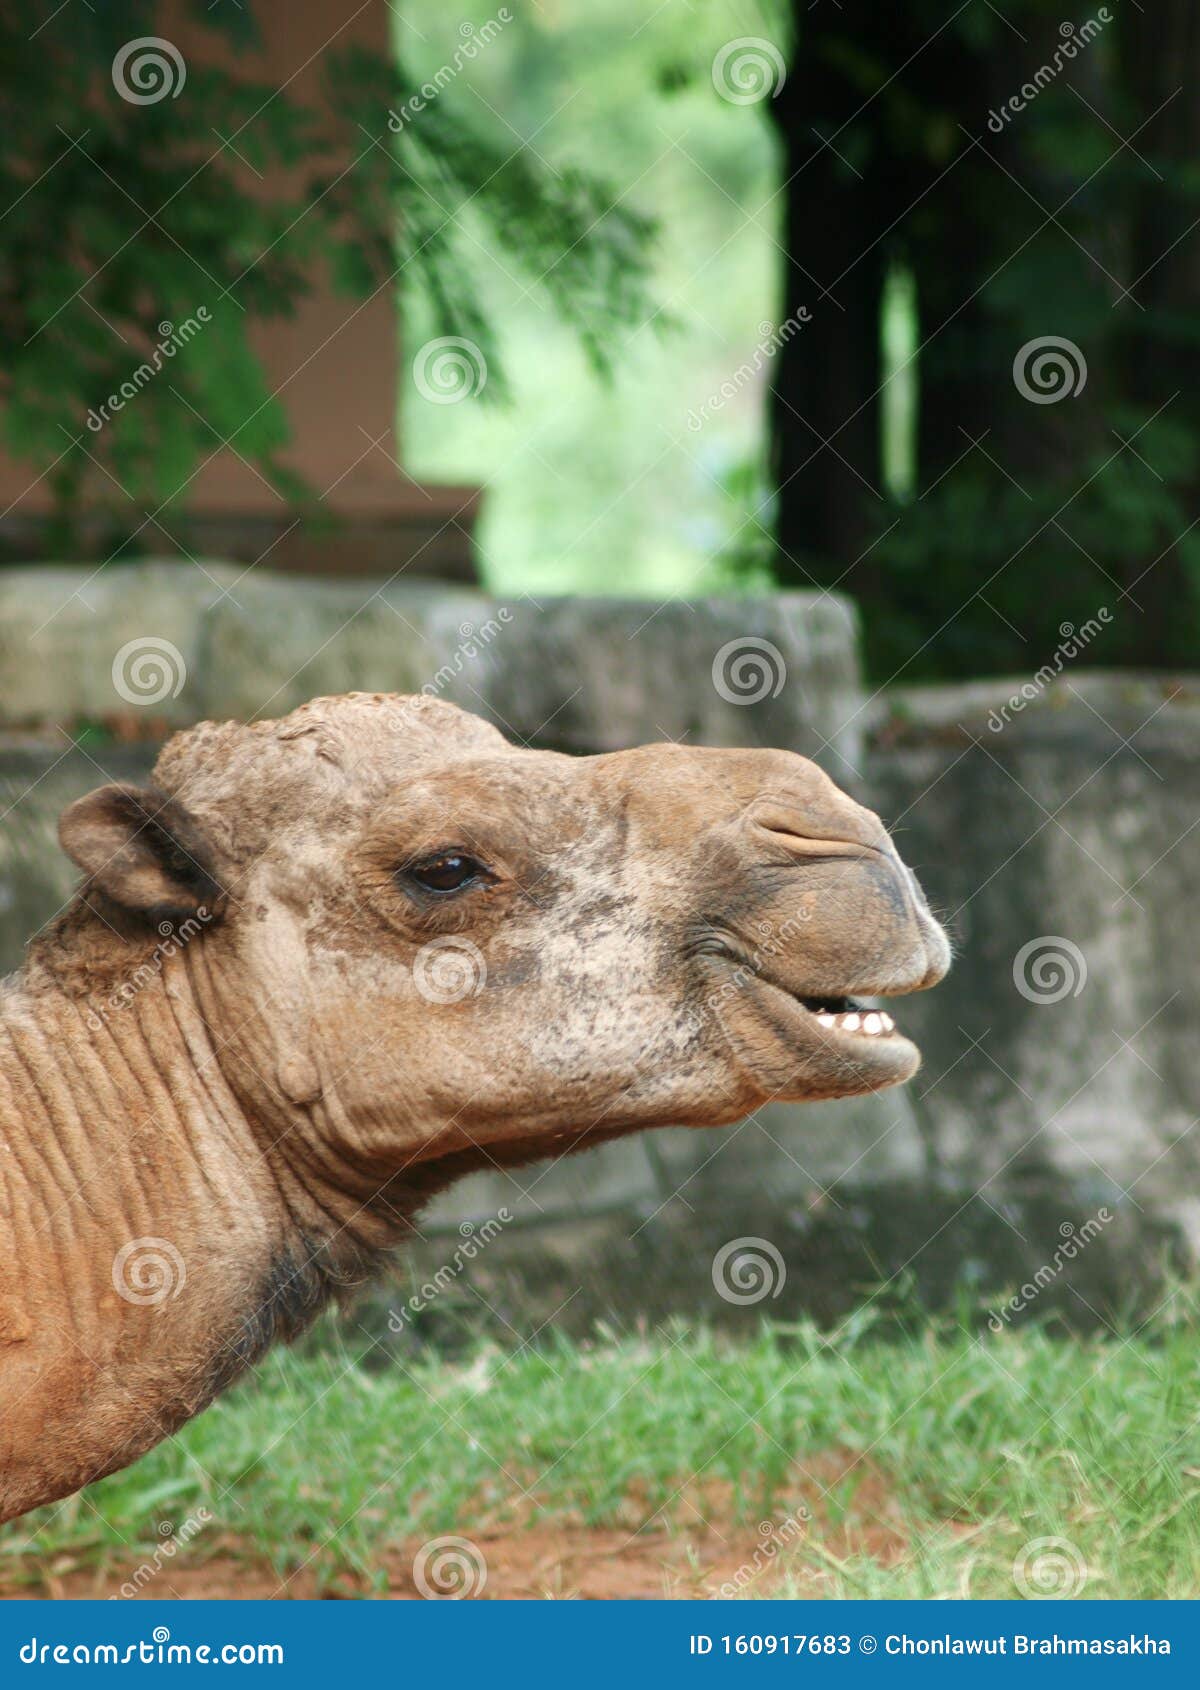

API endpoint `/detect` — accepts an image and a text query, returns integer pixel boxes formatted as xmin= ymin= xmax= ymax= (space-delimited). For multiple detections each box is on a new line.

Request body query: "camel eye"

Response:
xmin=406 ymin=853 xmax=486 ymax=895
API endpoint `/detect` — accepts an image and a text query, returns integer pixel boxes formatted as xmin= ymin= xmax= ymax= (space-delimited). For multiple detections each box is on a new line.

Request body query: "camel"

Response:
xmin=0 ymin=692 xmax=948 ymax=1524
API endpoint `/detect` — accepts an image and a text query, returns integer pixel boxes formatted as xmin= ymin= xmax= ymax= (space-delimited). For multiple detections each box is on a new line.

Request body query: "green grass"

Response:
xmin=5 ymin=1302 xmax=1200 ymax=1598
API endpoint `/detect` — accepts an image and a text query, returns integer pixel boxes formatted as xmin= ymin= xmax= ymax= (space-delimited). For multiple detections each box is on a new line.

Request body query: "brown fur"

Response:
xmin=0 ymin=693 xmax=948 ymax=1523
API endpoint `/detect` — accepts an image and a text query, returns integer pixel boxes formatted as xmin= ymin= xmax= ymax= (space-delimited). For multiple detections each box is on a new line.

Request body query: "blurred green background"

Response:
xmin=8 ymin=0 xmax=1193 ymax=676
xmin=396 ymin=0 xmax=781 ymax=599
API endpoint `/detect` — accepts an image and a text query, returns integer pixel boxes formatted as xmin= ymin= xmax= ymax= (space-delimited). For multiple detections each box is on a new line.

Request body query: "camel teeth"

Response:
xmin=810 ymin=1005 xmax=898 ymax=1036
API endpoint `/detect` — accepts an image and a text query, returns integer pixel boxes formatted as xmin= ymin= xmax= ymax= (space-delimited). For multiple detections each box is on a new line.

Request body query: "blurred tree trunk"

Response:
xmin=909 ymin=33 xmax=1029 ymax=489
xmin=766 ymin=25 xmax=888 ymax=593
xmin=767 ymin=7 xmax=1023 ymax=597
xmin=764 ymin=0 xmax=1194 ymax=673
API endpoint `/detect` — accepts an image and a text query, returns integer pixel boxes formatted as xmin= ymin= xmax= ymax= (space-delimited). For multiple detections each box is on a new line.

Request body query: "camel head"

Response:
xmin=56 ymin=693 xmax=950 ymax=1191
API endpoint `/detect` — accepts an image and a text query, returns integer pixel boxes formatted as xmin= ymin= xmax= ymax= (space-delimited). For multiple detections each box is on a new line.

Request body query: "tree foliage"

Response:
xmin=0 ymin=0 xmax=654 ymax=546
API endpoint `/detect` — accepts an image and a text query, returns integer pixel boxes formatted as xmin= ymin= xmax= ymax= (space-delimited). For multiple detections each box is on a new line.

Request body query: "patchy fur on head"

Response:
xmin=52 ymin=691 xmax=950 ymax=1184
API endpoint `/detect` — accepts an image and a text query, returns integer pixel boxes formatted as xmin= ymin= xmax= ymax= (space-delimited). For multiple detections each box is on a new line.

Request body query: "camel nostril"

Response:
xmin=749 ymin=795 xmax=895 ymax=863
xmin=753 ymin=822 xmax=885 ymax=865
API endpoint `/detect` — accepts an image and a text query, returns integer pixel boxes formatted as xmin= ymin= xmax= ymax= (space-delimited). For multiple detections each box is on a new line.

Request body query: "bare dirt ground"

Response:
xmin=4 ymin=1529 xmax=780 ymax=1601
xmin=0 ymin=1464 xmax=918 ymax=1600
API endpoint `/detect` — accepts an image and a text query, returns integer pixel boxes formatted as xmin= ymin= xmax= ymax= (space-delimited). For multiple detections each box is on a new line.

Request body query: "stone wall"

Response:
xmin=866 ymin=674 xmax=1200 ymax=1254
xmin=1 ymin=563 xmax=1194 ymax=1331
xmin=0 ymin=562 xmax=860 ymax=767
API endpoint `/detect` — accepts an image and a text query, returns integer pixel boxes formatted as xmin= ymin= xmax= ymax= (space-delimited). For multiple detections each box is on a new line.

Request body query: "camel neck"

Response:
xmin=0 ymin=938 xmax=413 ymax=1525
xmin=0 ymin=962 xmax=260 ymax=1244
xmin=0 ymin=964 xmax=295 ymax=1522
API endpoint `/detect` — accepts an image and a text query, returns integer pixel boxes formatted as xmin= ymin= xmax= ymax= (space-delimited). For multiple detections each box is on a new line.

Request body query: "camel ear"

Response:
xmin=58 ymin=784 xmax=226 ymax=923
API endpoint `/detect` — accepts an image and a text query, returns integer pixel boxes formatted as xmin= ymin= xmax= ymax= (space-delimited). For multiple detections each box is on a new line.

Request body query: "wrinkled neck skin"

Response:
xmin=0 ymin=938 xmax=419 ymax=1527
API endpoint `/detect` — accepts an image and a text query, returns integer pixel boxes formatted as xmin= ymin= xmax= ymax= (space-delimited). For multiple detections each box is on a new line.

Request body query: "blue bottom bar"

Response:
xmin=0 ymin=1599 xmax=1193 ymax=1685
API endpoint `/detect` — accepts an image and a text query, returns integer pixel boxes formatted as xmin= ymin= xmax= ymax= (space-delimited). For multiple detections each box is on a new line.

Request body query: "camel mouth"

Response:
xmin=696 ymin=938 xmax=910 ymax=1045
xmin=694 ymin=932 xmax=929 ymax=1091
xmin=757 ymin=977 xmax=922 ymax=1091
xmin=794 ymin=994 xmax=901 ymax=1040
xmin=709 ymin=966 xmax=923 ymax=1100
